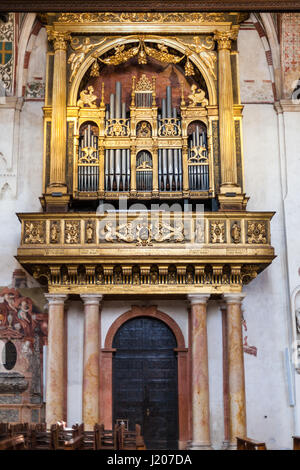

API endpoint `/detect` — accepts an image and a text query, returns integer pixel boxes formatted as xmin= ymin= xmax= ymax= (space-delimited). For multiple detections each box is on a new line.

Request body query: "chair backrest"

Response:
xmin=118 ymin=423 xmax=138 ymax=450
xmin=94 ymin=423 xmax=117 ymax=450
xmin=236 ymin=436 xmax=267 ymax=450
xmin=50 ymin=423 xmax=65 ymax=450
xmin=0 ymin=422 xmax=9 ymax=439
xmin=293 ymin=436 xmax=300 ymax=450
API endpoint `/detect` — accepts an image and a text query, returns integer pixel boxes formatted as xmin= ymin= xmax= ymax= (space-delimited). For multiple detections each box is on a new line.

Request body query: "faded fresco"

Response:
xmin=0 ymin=271 xmax=48 ymax=423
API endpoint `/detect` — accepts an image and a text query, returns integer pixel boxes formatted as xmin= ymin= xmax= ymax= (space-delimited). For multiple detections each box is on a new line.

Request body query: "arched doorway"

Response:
xmin=112 ymin=316 xmax=179 ymax=449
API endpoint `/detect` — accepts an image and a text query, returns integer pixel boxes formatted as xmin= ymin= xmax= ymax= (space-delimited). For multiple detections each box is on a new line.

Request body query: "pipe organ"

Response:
xmin=41 ymin=13 xmax=251 ymax=212
xmin=71 ymin=74 xmax=213 ymax=201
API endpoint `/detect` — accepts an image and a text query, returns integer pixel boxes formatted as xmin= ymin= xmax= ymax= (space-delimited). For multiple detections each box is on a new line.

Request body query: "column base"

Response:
xmin=41 ymin=193 xmax=70 ymax=212
xmin=226 ymin=442 xmax=237 ymax=450
xmin=221 ymin=440 xmax=231 ymax=450
xmin=218 ymin=193 xmax=249 ymax=211
xmin=188 ymin=441 xmax=213 ymax=450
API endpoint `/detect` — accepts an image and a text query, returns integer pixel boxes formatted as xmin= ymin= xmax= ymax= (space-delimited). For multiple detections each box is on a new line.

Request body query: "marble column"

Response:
xmin=224 ymin=293 xmax=246 ymax=448
xmin=46 ymin=29 xmax=70 ymax=192
xmin=220 ymin=302 xmax=230 ymax=449
xmin=81 ymin=294 xmax=103 ymax=430
xmin=214 ymin=30 xmax=240 ymax=194
xmin=45 ymin=294 xmax=68 ymax=426
xmin=188 ymin=294 xmax=211 ymax=450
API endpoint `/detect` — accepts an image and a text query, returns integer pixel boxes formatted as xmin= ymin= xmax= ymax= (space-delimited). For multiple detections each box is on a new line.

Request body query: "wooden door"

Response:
xmin=112 ymin=316 xmax=179 ymax=449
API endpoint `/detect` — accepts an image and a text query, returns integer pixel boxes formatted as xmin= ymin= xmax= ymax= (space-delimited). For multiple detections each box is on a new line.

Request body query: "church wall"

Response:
xmin=0 ymin=100 xmax=44 ymax=286
xmin=0 ymin=18 xmax=45 ymax=286
xmin=238 ymin=26 xmax=294 ymax=449
xmin=67 ymin=301 xmax=84 ymax=426
xmin=207 ymin=301 xmax=224 ymax=448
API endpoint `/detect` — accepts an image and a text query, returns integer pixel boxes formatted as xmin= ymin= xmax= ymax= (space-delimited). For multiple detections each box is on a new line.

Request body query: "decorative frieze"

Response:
xmin=19 ymin=213 xmax=272 ymax=246
xmin=247 ymin=221 xmax=267 ymax=244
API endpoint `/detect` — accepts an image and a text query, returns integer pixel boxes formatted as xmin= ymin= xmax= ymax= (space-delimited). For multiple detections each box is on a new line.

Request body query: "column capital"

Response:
xmin=80 ymin=294 xmax=103 ymax=306
xmin=47 ymin=27 xmax=71 ymax=51
xmin=223 ymin=293 xmax=245 ymax=305
xmin=214 ymin=29 xmax=238 ymax=51
xmin=187 ymin=294 xmax=210 ymax=305
xmin=45 ymin=293 xmax=68 ymax=305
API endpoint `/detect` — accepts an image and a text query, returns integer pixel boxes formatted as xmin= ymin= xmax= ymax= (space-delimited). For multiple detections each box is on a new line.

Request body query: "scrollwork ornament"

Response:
xmin=247 ymin=222 xmax=267 ymax=244
xmin=210 ymin=221 xmax=225 ymax=244
xmin=24 ymin=222 xmax=45 ymax=244
xmin=65 ymin=221 xmax=80 ymax=244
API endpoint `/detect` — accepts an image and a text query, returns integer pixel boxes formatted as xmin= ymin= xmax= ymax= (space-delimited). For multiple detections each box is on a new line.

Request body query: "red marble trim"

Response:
xmin=63 ymin=308 xmax=68 ymax=422
xmin=102 ymin=305 xmax=189 ymax=448
xmin=221 ymin=305 xmax=230 ymax=445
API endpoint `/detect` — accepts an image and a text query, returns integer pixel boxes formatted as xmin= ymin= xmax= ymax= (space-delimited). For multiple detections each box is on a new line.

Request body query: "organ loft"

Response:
xmin=15 ymin=12 xmax=275 ymax=450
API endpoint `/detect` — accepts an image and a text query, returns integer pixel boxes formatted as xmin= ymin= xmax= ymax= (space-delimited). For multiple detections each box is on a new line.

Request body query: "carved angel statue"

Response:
xmin=99 ymin=43 xmax=140 ymax=66
xmin=190 ymin=36 xmax=217 ymax=80
xmin=188 ymin=84 xmax=208 ymax=107
xmin=68 ymin=37 xmax=106 ymax=82
xmin=77 ymin=86 xmax=97 ymax=108
xmin=178 ymin=36 xmax=217 ymax=79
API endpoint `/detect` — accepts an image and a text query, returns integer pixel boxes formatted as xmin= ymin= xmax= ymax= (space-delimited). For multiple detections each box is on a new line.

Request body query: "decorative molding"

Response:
xmin=0 ymin=2 xmax=298 ymax=12
xmin=274 ymin=99 xmax=300 ymax=113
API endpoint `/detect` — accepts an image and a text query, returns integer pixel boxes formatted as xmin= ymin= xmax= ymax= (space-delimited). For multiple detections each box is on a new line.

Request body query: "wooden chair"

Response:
xmin=118 ymin=423 xmax=146 ymax=450
xmin=0 ymin=423 xmax=9 ymax=441
xmin=29 ymin=423 xmax=51 ymax=450
xmin=50 ymin=423 xmax=66 ymax=450
xmin=83 ymin=429 xmax=95 ymax=450
xmin=94 ymin=423 xmax=118 ymax=450
xmin=0 ymin=434 xmax=25 ymax=450
xmin=9 ymin=422 xmax=30 ymax=448
xmin=0 ymin=422 xmax=26 ymax=450
xmin=64 ymin=423 xmax=84 ymax=450
xmin=236 ymin=436 xmax=267 ymax=450
xmin=292 ymin=436 xmax=300 ymax=450
xmin=136 ymin=424 xmax=146 ymax=450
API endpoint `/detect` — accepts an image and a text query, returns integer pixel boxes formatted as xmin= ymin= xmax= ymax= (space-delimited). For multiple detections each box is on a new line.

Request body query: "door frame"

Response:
xmin=100 ymin=305 xmax=190 ymax=450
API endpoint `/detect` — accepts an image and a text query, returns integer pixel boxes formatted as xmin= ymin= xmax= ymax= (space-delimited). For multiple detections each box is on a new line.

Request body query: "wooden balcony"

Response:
xmin=16 ymin=211 xmax=275 ymax=295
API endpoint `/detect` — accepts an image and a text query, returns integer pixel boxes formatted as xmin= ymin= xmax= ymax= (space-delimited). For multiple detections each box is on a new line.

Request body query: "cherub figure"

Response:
xmin=188 ymin=84 xmax=208 ymax=107
xmin=77 ymin=86 xmax=97 ymax=108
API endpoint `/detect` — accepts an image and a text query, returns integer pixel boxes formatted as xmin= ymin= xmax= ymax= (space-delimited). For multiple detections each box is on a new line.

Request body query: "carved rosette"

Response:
xmin=24 ymin=221 xmax=46 ymax=245
xmin=210 ymin=221 xmax=225 ymax=243
xmin=65 ymin=221 xmax=80 ymax=244
xmin=247 ymin=222 xmax=267 ymax=244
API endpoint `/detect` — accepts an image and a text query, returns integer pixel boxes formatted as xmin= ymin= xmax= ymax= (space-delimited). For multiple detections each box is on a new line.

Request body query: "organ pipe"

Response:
xmin=77 ymin=78 xmax=209 ymax=196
